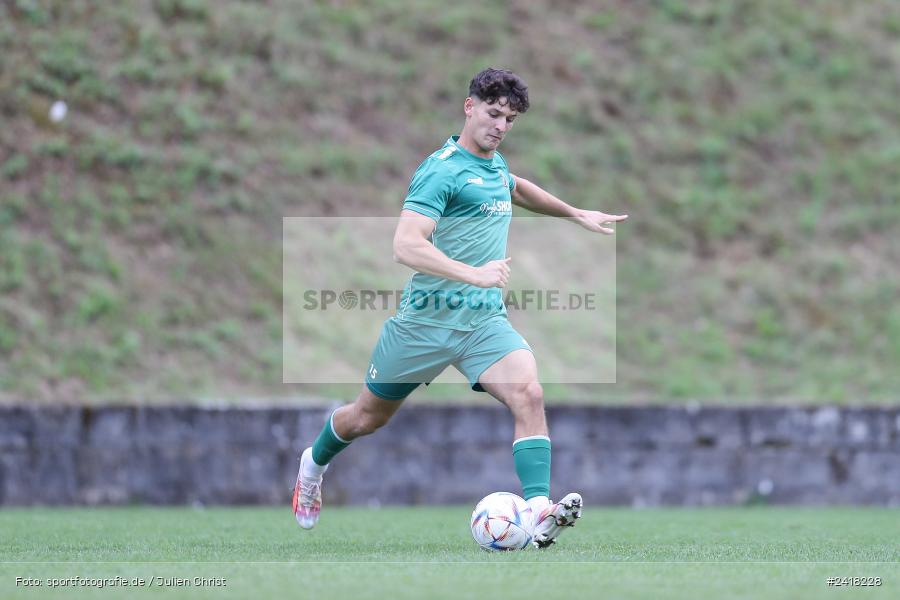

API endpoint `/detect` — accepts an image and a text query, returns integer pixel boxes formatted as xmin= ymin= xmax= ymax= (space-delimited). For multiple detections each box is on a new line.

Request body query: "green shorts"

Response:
xmin=364 ymin=316 xmax=533 ymax=400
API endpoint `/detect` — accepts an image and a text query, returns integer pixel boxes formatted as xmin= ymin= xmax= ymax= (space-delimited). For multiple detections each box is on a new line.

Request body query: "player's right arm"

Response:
xmin=393 ymin=210 xmax=511 ymax=288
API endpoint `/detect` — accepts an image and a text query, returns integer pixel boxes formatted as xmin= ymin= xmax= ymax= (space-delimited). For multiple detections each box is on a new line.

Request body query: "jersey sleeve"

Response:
xmin=402 ymin=159 xmax=456 ymax=222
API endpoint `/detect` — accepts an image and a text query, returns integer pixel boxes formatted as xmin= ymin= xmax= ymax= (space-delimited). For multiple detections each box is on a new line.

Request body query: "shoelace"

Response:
xmin=298 ymin=479 xmax=321 ymax=506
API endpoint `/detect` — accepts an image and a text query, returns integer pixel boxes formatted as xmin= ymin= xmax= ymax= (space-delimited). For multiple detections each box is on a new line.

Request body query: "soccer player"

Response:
xmin=293 ymin=68 xmax=627 ymax=548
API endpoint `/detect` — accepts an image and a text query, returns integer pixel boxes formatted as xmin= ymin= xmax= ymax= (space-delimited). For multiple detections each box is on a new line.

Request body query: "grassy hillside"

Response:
xmin=1 ymin=0 xmax=899 ymax=404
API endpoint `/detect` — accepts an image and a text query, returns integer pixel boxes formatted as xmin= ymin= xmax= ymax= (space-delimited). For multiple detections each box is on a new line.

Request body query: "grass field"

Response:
xmin=1 ymin=506 xmax=896 ymax=599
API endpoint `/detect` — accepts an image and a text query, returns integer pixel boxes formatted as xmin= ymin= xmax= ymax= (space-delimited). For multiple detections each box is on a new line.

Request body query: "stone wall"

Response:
xmin=1 ymin=405 xmax=898 ymax=506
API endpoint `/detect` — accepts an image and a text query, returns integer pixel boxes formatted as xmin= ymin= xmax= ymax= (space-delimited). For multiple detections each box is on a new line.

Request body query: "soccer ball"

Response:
xmin=470 ymin=492 xmax=533 ymax=551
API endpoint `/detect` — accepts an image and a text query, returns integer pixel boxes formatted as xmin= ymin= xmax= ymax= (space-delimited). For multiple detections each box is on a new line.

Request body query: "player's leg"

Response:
xmin=476 ymin=348 xmax=546 ymax=438
xmin=465 ymin=325 xmax=582 ymax=548
xmin=294 ymin=317 xmax=449 ymax=530
xmin=293 ymin=385 xmax=407 ymax=529
xmin=332 ymin=386 xmax=406 ymax=438
xmin=310 ymin=384 xmax=407 ymax=471
xmin=458 ymin=322 xmax=550 ymax=510
xmin=476 ymin=349 xmax=554 ymax=512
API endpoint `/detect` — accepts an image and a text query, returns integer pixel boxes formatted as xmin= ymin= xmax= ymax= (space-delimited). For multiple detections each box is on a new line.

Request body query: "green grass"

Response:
xmin=1 ymin=507 xmax=897 ymax=599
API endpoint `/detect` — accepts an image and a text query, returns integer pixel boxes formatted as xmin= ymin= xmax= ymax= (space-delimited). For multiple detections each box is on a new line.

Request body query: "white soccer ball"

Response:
xmin=470 ymin=492 xmax=533 ymax=551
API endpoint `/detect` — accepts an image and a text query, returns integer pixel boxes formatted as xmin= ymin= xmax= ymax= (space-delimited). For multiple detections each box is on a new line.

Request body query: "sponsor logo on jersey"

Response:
xmin=480 ymin=198 xmax=512 ymax=217
xmin=467 ymin=177 xmax=484 ymax=185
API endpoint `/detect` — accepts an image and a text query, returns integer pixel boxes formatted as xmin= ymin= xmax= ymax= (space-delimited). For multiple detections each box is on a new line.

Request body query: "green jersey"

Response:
xmin=398 ymin=135 xmax=516 ymax=330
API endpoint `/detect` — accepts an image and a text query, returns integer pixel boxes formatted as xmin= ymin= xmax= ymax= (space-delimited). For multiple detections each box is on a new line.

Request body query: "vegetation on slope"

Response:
xmin=1 ymin=0 xmax=898 ymax=403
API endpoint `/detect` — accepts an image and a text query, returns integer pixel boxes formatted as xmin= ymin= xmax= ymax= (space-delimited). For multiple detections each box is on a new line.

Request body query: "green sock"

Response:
xmin=512 ymin=436 xmax=551 ymax=500
xmin=311 ymin=410 xmax=351 ymax=466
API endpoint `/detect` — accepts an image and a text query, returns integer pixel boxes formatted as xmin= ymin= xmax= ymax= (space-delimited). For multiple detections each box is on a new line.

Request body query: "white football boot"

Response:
xmin=292 ymin=447 xmax=325 ymax=530
xmin=532 ymin=492 xmax=582 ymax=548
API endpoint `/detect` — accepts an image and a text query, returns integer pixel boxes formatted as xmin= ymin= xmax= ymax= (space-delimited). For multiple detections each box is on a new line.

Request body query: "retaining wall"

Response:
xmin=1 ymin=405 xmax=898 ymax=506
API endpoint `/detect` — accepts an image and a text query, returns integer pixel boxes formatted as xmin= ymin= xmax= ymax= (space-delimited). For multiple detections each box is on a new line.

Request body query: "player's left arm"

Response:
xmin=510 ymin=174 xmax=628 ymax=235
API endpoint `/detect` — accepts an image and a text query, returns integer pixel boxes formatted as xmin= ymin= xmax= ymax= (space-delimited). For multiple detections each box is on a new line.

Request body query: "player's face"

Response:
xmin=465 ymin=97 xmax=518 ymax=153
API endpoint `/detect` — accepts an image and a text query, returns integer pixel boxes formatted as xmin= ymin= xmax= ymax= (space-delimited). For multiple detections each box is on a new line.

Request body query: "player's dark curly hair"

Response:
xmin=468 ymin=68 xmax=529 ymax=113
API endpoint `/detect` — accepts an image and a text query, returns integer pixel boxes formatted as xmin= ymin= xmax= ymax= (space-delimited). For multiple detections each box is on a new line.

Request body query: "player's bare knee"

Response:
xmin=506 ymin=381 xmax=543 ymax=415
xmin=357 ymin=407 xmax=392 ymax=435
xmin=519 ymin=381 xmax=543 ymax=411
xmin=526 ymin=381 xmax=544 ymax=403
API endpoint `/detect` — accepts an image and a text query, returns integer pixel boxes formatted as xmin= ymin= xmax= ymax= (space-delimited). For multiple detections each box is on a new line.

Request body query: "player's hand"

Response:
xmin=572 ymin=209 xmax=628 ymax=234
xmin=470 ymin=257 xmax=512 ymax=288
